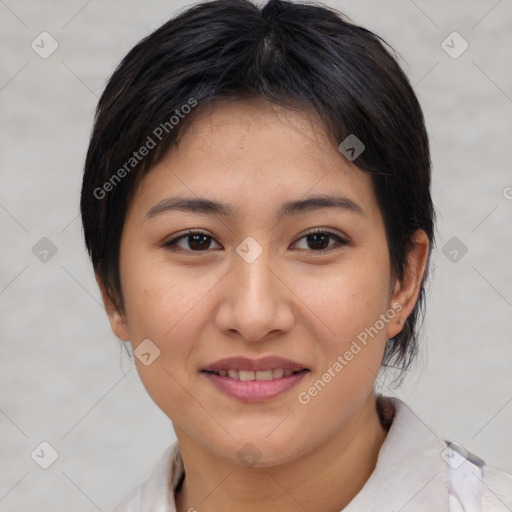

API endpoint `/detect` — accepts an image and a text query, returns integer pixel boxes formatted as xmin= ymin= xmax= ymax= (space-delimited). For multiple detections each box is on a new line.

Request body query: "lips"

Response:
xmin=200 ymin=356 xmax=309 ymax=401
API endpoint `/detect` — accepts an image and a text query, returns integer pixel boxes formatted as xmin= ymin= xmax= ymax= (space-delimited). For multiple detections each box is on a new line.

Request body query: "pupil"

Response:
xmin=189 ymin=234 xmax=210 ymax=250
xmin=308 ymin=233 xmax=329 ymax=250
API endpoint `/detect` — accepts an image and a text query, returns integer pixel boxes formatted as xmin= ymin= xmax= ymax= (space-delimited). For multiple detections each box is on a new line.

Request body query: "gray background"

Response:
xmin=1 ymin=0 xmax=511 ymax=510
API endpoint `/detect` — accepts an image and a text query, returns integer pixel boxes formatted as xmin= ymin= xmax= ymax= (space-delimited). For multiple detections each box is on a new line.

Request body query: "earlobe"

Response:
xmin=95 ymin=273 xmax=131 ymax=341
xmin=386 ymin=230 xmax=430 ymax=339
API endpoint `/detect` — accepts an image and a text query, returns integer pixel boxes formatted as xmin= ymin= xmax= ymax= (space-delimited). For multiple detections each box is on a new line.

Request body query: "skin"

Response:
xmin=98 ymin=98 xmax=429 ymax=512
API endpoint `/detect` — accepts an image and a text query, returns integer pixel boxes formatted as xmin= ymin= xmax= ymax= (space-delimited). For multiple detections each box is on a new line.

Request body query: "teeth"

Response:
xmin=239 ymin=370 xmax=255 ymax=381
xmin=256 ymin=370 xmax=274 ymax=380
xmin=213 ymin=368 xmax=301 ymax=380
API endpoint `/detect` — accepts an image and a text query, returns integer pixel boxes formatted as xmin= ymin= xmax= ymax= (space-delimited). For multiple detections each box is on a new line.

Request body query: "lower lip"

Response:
xmin=202 ymin=370 xmax=309 ymax=402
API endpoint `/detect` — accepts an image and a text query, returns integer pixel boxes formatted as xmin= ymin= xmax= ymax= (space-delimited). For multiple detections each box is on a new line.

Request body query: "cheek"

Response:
xmin=120 ymin=262 xmax=208 ymax=412
xmin=120 ymin=255 xmax=204 ymax=339
xmin=292 ymin=258 xmax=391 ymax=419
xmin=120 ymin=259 xmax=220 ymax=382
xmin=293 ymin=255 xmax=392 ymax=349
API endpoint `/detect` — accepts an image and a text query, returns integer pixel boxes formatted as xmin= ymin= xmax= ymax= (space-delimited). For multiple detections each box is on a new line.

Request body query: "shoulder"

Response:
xmin=382 ymin=397 xmax=512 ymax=512
xmin=442 ymin=440 xmax=512 ymax=511
xmin=111 ymin=442 xmax=183 ymax=512
xmin=481 ymin=463 xmax=512 ymax=510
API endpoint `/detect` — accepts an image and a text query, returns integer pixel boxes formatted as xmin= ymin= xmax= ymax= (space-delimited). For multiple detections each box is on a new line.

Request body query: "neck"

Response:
xmin=175 ymin=392 xmax=388 ymax=512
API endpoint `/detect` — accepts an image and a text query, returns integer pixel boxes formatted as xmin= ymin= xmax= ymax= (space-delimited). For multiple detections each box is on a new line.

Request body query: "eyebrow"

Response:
xmin=145 ymin=194 xmax=365 ymax=220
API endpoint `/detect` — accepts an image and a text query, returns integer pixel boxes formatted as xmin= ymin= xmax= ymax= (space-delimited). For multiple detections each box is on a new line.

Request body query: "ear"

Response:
xmin=95 ymin=273 xmax=130 ymax=341
xmin=386 ymin=229 xmax=430 ymax=339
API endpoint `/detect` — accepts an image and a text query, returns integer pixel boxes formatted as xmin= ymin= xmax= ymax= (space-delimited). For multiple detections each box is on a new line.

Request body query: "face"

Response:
xmin=102 ymin=98 xmax=420 ymax=467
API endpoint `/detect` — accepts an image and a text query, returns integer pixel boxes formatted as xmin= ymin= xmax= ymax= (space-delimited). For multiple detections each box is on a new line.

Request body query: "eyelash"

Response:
xmin=162 ymin=228 xmax=349 ymax=255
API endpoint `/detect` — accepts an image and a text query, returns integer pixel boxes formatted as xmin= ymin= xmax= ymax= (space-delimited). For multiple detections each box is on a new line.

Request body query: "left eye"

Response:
xmin=293 ymin=230 xmax=347 ymax=252
xmin=163 ymin=229 xmax=347 ymax=253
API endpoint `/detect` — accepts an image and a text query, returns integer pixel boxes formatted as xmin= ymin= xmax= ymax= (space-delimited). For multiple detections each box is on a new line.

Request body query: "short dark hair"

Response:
xmin=80 ymin=0 xmax=435 ymax=375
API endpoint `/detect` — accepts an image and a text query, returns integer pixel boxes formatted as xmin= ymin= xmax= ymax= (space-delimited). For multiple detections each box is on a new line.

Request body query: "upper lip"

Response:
xmin=201 ymin=356 xmax=309 ymax=372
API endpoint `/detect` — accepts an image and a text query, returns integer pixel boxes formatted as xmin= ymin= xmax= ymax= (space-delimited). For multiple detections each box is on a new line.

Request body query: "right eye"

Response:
xmin=162 ymin=230 xmax=223 ymax=253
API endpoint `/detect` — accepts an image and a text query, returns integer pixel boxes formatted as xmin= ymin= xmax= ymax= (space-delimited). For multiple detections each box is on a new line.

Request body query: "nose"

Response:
xmin=213 ymin=246 xmax=295 ymax=343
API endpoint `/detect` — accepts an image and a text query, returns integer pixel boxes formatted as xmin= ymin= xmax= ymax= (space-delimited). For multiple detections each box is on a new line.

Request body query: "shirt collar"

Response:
xmin=344 ymin=395 xmax=451 ymax=511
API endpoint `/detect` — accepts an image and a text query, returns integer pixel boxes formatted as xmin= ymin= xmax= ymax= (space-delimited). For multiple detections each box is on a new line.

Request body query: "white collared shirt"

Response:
xmin=112 ymin=397 xmax=512 ymax=511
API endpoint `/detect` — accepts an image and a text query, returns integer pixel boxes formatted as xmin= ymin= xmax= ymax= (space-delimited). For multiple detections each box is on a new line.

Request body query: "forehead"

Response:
xmin=128 ymin=98 xmax=380 ymax=222
xmin=176 ymin=98 xmax=339 ymax=168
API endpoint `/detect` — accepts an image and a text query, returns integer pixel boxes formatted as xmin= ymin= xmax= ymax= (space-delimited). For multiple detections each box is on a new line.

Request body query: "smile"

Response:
xmin=203 ymin=368 xmax=305 ymax=380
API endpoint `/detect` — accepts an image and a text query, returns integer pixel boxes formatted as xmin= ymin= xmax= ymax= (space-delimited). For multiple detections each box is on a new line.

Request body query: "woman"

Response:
xmin=80 ymin=0 xmax=512 ymax=510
